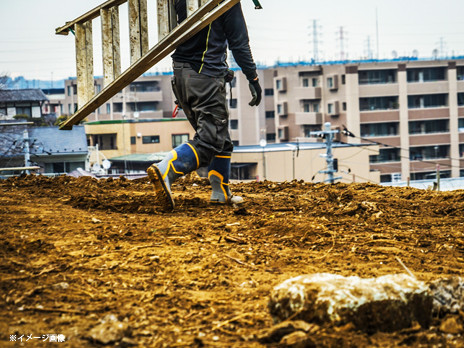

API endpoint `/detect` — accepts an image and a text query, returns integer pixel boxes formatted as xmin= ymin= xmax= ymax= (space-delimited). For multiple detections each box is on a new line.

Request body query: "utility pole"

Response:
xmin=310 ymin=122 xmax=341 ymax=184
xmin=23 ymin=129 xmax=31 ymax=174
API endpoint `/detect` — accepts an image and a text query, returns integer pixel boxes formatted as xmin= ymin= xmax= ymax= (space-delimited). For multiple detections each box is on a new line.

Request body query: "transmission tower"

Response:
xmin=336 ymin=26 xmax=348 ymax=61
xmin=309 ymin=19 xmax=322 ymax=62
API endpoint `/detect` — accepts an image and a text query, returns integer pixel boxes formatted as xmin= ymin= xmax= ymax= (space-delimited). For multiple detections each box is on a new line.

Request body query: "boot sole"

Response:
xmin=147 ymin=165 xmax=175 ymax=211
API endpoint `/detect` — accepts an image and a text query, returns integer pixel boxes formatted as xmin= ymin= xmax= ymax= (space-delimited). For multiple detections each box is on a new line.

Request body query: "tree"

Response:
xmin=0 ymin=73 xmax=11 ymax=90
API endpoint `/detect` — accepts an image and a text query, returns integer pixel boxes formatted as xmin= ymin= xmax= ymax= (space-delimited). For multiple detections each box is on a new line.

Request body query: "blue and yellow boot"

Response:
xmin=208 ymin=155 xmax=243 ymax=204
xmin=147 ymin=143 xmax=199 ymax=210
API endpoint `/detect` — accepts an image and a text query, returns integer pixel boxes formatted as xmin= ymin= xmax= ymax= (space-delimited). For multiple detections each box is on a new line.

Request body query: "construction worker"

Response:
xmin=147 ymin=0 xmax=261 ymax=210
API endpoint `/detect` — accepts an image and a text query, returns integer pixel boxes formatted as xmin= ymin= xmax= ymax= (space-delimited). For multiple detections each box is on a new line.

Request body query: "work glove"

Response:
xmin=248 ymin=77 xmax=262 ymax=106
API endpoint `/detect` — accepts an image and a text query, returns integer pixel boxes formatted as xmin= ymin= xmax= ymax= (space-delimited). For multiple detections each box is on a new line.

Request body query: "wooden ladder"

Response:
xmin=56 ymin=0 xmax=240 ymax=130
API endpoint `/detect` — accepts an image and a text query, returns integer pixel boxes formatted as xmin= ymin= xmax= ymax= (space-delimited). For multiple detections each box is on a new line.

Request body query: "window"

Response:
xmin=230 ymin=119 xmax=238 ymax=130
xmin=106 ymin=103 xmax=111 ymax=114
xmin=68 ymin=104 xmax=72 ymax=115
xmin=130 ymin=136 xmax=136 ymax=145
xmin=312 ymin=78 xmax=318 ymax=87
xmin=327 ymin=77 xmax=334 ymax=88
xmin=458 ymin=67 xmax=464 ymax=81
xmin=341 ymin=74 xmax=346 ymax=85
xmin=129 ymin=81 xmax=160 ymax=92
xmin=342 ymin=102 xmax=347 ymax=111
xmin=172 ymin=134 xmax=189 ymax=148
xmin=369 ymin=148 xmax=401 ymax=163
xmin=265 ymin=111 xmax=275 ymax=119
xmin=229 ymin=99 xmax=237 ymax=108
xmin=89 ymin=134 xmax=117 ymax=150
xmin=459 ymin=119 xmax=464 ymax=131
xmin=67 ymin=86 xmax=71 ymax=96
xmin=276 ymin=80 xmax=282 ymax=90
xmin=361 ymin=122 xmax=399 ymax=137
xmin=136 ymin=102 xmax=158 ymax=112
xmin=264 ymin=88 xmax=274 ymax=96
xmin=359 ymin=70 xmax=396 ymax=84
xmin=113 ymin=103 xmax=123 ymax=113
xmin=327 ymin=103 xmax=333 ymax=114
xmin=409 ymin=120 xmax=449 ymax=134
xmin=411 ymin=171 xmax=451 ymax=181
xmin=95 ymin=84 xmax=101 ymax=93
xmin=302 ymin=78 xmax=309 ymax=87
xmin=410 ymin=145 xmax=449 ymax=160
xmin=458 ymin=93 xmax=464 ymax=106
xmin=407 ymin=67 xmax=446 ymax=82
xmin=460 ymin=144 xmax=464 ymax=157
xmin=360 ymin=96 xmax=399 ymax=111
xmin=266 ymin=133 xmax=276 ymax=141
xmin=303 ymin=125 xmax=320 ymax=137
xmin=407 ymin=94 xmax=447 ymax=109
xmin=142 ymin=136 xmax=160 ymax=144
xmin=16 ymin=106 xmax=31 ymax=117
xmin=301 ymin=100 xmax=319 ymax=113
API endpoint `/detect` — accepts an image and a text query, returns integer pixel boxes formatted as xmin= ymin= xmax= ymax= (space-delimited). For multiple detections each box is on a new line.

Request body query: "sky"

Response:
xmin=1 ymin=0 xmax=464 ymax=81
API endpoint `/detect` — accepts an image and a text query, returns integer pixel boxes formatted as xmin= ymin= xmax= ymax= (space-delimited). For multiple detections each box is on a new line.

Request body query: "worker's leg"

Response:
xmin=147 ymin=142 xmax=199 ymax=210
xmin=172 ymin=61 xmax=230 ymax=167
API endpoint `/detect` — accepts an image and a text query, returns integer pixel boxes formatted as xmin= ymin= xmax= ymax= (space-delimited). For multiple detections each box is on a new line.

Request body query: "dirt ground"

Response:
xmin=1 ymin=174 xmax=464 ymax=347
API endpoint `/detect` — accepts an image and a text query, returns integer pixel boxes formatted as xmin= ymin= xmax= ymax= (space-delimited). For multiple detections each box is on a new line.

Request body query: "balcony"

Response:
xmin=407 ymin=81 xmax=449 ymax=95
xmin=359 ymin=83 xmax=399 ymax=97
xmin=294 ymin=87 xmax=322 ymax=100
xmin=360 ymin=110 xmax=399 ymax=123
xmin=409 ymin=133 xmax=450 ymax=147
xmin=294 ymin=112 xmax=322 ymax=126
xmin=408 ymin=108 xmax=449 ymax=120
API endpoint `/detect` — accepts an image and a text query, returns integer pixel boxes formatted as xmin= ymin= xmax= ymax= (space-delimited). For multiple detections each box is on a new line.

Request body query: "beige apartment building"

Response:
xmin=63 ymin=58 xmax=464 ymax=183
xmin=273 ymin=59 xmax=464 ymax=182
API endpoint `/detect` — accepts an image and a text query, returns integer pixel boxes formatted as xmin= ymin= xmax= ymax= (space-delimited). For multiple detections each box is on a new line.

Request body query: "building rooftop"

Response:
xmin=30 ymin=126 xmax=88 ymax=155
xmin=0 ymin=89 xmax=48 ymax=103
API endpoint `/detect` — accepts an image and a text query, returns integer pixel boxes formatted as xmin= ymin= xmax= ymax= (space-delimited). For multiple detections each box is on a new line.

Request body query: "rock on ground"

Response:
xmin=269 ymin=273 xmax=433 ymax=333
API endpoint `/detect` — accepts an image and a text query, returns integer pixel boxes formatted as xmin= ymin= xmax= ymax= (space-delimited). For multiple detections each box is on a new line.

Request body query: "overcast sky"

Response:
xmin=1 ymin=0 xmax=464 ymax=80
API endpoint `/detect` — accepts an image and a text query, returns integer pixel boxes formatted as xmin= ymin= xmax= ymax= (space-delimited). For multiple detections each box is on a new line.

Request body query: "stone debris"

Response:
xmin=428 ymin=276 xmax=464 ymax=317
xmin=269 ymin=273 xmax=432 ymax=333
xmin=87 ymin=314 xmax=131 ymax=345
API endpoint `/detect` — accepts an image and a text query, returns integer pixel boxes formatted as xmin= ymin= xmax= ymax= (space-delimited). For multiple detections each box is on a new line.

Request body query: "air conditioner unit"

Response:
xmin=276 ymin=77 xmax=287 ymax=92
xmin=277 ymin=102 xmax=288 ymax=116
xmin=328 ymin=101 xmax=340 ymax=116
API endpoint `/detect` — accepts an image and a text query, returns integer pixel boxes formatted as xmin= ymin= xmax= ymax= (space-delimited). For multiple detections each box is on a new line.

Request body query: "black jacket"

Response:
xmin=172 ymin=1 xmax=257 ymax=81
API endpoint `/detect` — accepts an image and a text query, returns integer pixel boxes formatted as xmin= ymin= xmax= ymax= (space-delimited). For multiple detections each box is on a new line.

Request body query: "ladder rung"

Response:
xmin=75 ymin=21 xmax=94 ymax=107
xmin=101 ymin=7 xmax=121 ymax=87
xmin=59 ymin=0 xmax=240 ymax=130
xmin=55 ymin=0 xmax=127 ymax=35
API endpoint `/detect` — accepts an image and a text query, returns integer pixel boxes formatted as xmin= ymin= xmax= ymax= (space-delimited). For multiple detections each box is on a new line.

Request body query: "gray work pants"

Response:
xmin=171 ymin=61 xmax=233 ymax=167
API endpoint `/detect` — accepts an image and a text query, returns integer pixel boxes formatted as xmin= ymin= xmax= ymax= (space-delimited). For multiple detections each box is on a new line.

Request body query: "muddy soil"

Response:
xmin=1 ymin=174 xmax=464 ymax=347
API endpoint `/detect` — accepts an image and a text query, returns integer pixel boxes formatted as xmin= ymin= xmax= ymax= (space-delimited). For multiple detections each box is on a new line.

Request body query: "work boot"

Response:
xmin=147 ymin=143 xmax=199 ymax=210
xmin=208 ymin=155 xmax=243 ymax=204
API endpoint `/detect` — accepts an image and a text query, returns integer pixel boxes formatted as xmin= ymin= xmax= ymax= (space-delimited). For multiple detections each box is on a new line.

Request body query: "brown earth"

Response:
xmin=1 ymin=174 xmax=464 ymax=347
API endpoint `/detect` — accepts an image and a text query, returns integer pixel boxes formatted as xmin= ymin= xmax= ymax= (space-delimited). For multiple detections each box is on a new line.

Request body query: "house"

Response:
xmin=0 ymin=89 xmax=48 ymax=119
xmin=0 ymin=123 xmax=88 ymax=176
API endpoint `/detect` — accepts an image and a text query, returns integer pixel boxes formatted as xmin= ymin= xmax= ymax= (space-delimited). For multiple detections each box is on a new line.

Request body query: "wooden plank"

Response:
xmin=0 ymin=166 xmax=40 ymax=172
xmin=157 ymin=0 xmax=170 ymax=40
xmin=55 ymin=0 xmax=127 ymax=35
xmin=59 ymin=0 xmax=240 ymax=130
xmin=101 ymin=7 xmax=121 ymax=87
xmin=187 ymin=0 xmax=200 ymax=16
xmin=75 ymin=21 xmax=94 ymax=108
xmin=129 ymin=0 xmax=149 ymax=64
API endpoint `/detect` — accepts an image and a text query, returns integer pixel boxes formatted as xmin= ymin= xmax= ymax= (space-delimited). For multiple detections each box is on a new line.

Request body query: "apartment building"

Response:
xmin=273 ymin=59 xmax=464 ymax=182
